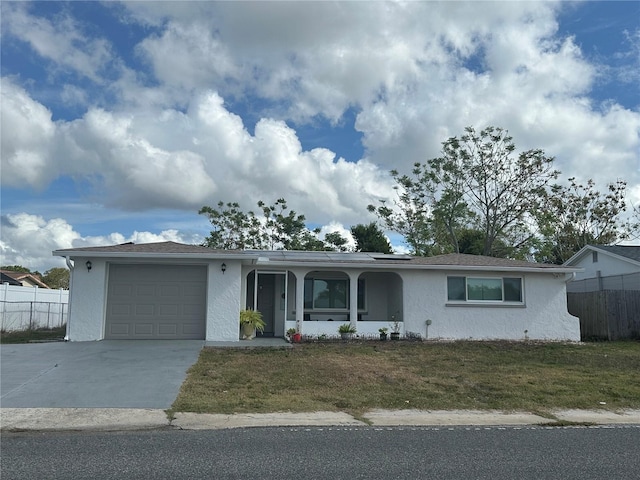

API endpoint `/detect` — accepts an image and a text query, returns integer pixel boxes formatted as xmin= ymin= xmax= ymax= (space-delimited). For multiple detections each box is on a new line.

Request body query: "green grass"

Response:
xmin=172 ymin=341 xmax=640 ymax=417
xmin=0 ymin=327 xmax=66 ymax=344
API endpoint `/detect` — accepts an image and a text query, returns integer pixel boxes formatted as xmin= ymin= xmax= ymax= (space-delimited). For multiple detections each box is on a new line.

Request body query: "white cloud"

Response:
xmin=0 ymin=213 xmax=202 ymax=273
xmin=1 ymin=79 xmax=394 ymax=222
xmin=1 ymin=1 xmax=639 ymax=271
xmin=1 ymin=3 xmax=117 ymax=83
xmin=1 ymin=213 xmax=80 ymax=272
xmin=319 ymin=222 xmax=356 ymax=251
xmin=0 ymin=78 xmax=59 ymax=188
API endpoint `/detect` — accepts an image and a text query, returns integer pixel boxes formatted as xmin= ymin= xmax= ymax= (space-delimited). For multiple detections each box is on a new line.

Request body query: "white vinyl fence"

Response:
xmin=1 ymin=284 xmax=69 ymax=331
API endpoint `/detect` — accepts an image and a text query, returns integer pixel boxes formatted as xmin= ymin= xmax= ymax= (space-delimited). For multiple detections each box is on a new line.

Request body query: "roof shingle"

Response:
xmin=54 ymin=241 xmax=571 ymax=270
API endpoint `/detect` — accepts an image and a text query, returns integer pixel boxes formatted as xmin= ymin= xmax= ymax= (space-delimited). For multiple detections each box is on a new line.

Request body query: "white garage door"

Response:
xmin=105 ymin=264 xmax=207 ymax=339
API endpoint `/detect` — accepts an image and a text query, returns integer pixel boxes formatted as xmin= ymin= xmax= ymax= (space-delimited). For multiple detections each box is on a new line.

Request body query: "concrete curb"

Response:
xmin=2 ymin=408 xmax=639 ymax=433
xmin=172 ymin=411 xmax=365 ymax=430
xmin=363 ymin=409 xmax=550 ymax=426
xmin=552 ymin=409 xmax=640 ymax=424
xmin=0 ymin=408 xmax=169 ymax=432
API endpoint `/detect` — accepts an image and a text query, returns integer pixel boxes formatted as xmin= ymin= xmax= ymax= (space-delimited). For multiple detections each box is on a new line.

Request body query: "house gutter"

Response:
xmin=253 ymin=258 xmax=581 ymax=274
xmin=64 ymin=256 xmax=74 ymax=341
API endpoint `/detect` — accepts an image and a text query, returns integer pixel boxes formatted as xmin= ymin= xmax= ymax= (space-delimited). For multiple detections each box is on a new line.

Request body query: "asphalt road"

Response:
xmin=2 ymin=425 xmax=639 ymax=479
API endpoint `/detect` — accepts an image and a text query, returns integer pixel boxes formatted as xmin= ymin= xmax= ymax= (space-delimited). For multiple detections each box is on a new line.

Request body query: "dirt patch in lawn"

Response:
xmin=171 ymin=340 xmax=640 ymax=417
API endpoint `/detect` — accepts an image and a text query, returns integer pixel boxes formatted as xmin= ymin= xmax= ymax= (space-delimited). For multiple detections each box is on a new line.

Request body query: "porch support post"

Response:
xmin=240 ymin=267 xmax=251 ymax=310
xmin=290 ymin=269 xmax=309 ymax=334
xmin=347 ymin=271 xmax=361 ymax=330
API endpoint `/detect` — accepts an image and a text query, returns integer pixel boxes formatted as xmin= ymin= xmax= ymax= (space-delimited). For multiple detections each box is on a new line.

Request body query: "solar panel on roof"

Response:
xmin=282 ymin=252 xmax=329 ymax=260
xmin=370 ymin=253 xmax=413 ymax=260
xmin=326 ymin=252 xmax=371 ymax=261
xmin=244 ymin=250 xmax=413 ymax=262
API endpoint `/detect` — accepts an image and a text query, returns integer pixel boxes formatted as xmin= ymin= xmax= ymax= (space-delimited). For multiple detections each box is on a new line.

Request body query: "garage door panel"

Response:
xmin=134 ymin=323 xmax=154 ymax=335
xmin=106 ymin=264 xmax=207 ymax=340
xmin=160 ymin=285 xmax=181 ymax=297
xmin=112 ymin=284 xmax=134 ymax=296
xmin=109 ymin=323 xmax=130 ymax=336
xmin=181 ymin=323 xmax=202 ymax=335
xmin=134 ymin=304 xmax=154 ymax=315
xmin=136 ymin=284 xmax=156 ymax=296
xmin=158 ymin=324 xmax=178 ymax=335
xmin=158 ymin=304 xmax=179 ymax=316
xmin=110 ymin=304 xmax=131 ymax=316
xmin=184 ymin=283 xmax=206 ymax=295
xmin=183 ymin=304 xmax=204 ymax=316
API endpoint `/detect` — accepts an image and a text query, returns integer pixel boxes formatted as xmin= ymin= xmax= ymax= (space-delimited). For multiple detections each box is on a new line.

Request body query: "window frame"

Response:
xmin=303 ymin=276 xmax=366 ymax=312
xmin=446 ymin=275 xmax=524 ymax=305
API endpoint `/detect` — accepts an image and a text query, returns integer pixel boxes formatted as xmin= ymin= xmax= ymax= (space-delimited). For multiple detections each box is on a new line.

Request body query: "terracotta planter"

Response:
xmin=292 ymin=333 xmax=302 ymax=343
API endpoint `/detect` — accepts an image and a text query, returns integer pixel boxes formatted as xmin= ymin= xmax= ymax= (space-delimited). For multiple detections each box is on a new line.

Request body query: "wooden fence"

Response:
xmin=567 ymin=290 xmax=640 ymax=340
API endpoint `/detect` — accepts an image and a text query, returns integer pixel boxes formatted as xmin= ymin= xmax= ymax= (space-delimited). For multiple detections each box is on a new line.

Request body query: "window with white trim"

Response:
xmin=447 ymin=276 xmax=523 ymax=303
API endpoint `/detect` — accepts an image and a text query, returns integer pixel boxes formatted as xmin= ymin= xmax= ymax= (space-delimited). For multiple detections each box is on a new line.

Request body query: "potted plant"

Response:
xmin=378 ymin=327 xmax=388 ymax=341
xmin=390 ymin=316 xmax=401 ymax=340
xmin=286 ymin=327 xmax=296 ymax=342
xmin=287 ymin=327 xmax=302 ymax=343
xmin=338 ymin=323 xmax=356 ymax=340
xmin=239 ymin=309 xmax=265 ymax=340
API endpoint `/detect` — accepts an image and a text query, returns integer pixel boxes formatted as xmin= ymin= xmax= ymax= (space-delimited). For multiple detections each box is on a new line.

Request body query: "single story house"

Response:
xmin=1 ymin=271 xmax=22 ymax=286
xmin=564 ymin=245 xmax=640 ymax=292
xmin=53 ymin=241 xmax=581 ymax=342
xmin=0 ymin=269 xmax=49 ymax=288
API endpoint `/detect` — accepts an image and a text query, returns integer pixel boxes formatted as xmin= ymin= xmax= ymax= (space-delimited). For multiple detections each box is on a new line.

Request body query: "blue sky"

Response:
xmin=1 ymin=1 xmax=639 ymax=272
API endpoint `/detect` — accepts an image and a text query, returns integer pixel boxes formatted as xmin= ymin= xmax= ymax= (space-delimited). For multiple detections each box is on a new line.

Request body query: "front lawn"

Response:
xmin=172 ymin=340 xmax=640 ymax=417
xmin=0 ymin=327 xmax=66 ymax=344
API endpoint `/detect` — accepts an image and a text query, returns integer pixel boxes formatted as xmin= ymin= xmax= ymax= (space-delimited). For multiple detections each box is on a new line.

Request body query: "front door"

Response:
xmin=257 ymin=274 xmax=275 ymax=337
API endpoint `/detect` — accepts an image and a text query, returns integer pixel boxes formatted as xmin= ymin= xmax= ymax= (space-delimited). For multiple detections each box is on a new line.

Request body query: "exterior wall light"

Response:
xmin=221 ymin=263 xmax=227 ymax=274
xmin=86 ymin=260 xmax=92 ymax=272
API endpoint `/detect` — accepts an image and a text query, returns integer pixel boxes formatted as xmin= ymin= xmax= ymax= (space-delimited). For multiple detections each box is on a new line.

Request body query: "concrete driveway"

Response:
xmin=0 ymin=341 xmax=203 ymax=408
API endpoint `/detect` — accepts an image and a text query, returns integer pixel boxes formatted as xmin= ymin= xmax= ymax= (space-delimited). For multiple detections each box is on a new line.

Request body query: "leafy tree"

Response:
xmin=323 ymin=231 xmax=351 ymax=252
xmin=199 ymin=198 xmax=343 ymax=251
xmin=42 ymin=267 xmax=70 ymax=290
xmin=199 ymin=201 xmax=263 ymax=250
xmin=1 ymin=265 xmax=33 ymax=273
xmin=367 ymin=164 xmax=435 ymax=255
xmin=1 ymin=265 xmax=43 ymax=278
xmin=370 ymin=126 xmax=559 ymax=258
xmin=537 ymin=178 xmax=630 ymax=264
xmin=351 ymin=223 xmax=392 ymax=253
xmin=258 ymin=198 xmax=324 ymax=250
xmin=433 ymin=126 xmax=558 ymax=258
xmin=628 ymin=203 xmax=640 ymax=241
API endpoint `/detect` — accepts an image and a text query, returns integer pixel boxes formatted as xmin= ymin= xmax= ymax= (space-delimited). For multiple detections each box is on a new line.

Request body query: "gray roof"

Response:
xmin=54 ymin=241 xmax=575 ymax=272
xmin=0 ymin=270 xmax=50 ymax=288
xmin=1 ymin=271 xmax=22 ymax=286
xmin=593 ymin=245 xmax=640 ymax=263
xmin=53 ymin=241 xmax=232 ymax=255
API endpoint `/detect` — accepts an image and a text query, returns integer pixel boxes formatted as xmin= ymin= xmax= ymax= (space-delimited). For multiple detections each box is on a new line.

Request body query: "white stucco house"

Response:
xmin=53 ymin=241 xmax=581 ymax=342
xmin=564 ymin=245 xmax=640 ymax=292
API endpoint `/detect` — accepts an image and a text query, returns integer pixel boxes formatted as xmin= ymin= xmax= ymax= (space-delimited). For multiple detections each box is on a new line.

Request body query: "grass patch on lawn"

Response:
xmin=171 ymin=341 xmax=640 ymax=417
xmin=0 ymin=327 xmax=66 ymax=344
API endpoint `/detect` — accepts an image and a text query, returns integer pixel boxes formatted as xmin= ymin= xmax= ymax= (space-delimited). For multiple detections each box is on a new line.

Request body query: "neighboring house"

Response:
xmin=53 ymin=241 xmax=581 ymax=342
xmin=564 ymin=245 xmax=640 ymax=292
xmin=1 ymin=271 xmax=22 ymax=286
xmin=564 ymin=245 xmax=640 ymax=340
xmin=0 ymin=270 xmax=49 ymax=288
